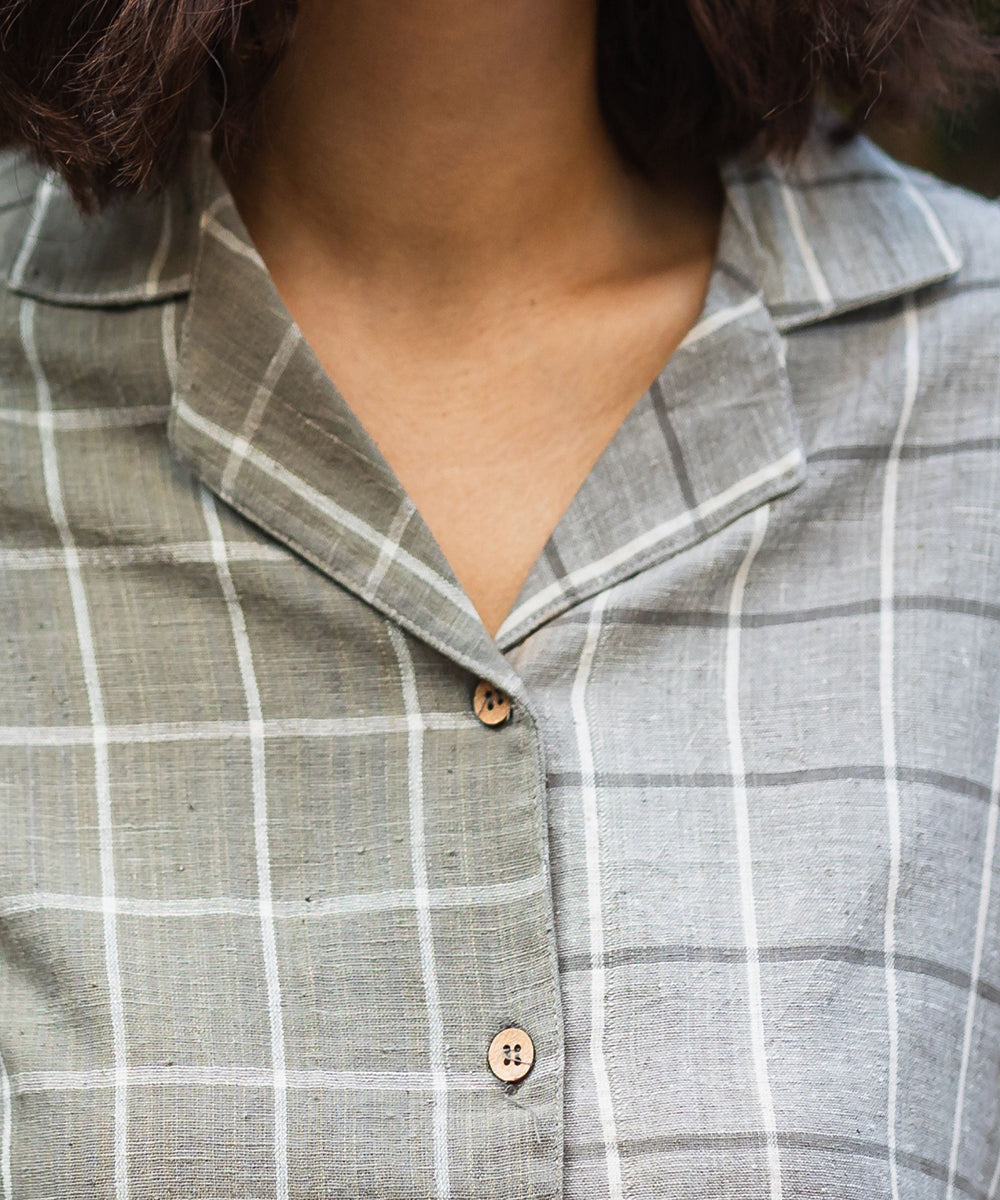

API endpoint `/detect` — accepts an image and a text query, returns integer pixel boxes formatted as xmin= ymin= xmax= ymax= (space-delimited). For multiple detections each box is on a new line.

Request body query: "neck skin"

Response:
xmin=224 ymin=0 xmax=723 ymax=322
xmin=223 ymin=0 xmax=724 ymax=638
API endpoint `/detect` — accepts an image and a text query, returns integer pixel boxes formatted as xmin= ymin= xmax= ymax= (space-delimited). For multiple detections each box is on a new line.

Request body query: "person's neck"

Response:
xmin=224 ymin=0 xmax=722 ymax=313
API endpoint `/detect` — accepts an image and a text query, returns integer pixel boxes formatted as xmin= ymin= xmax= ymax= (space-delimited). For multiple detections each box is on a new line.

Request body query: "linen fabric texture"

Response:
xmin=1 ymin=125 xmax=999 ymax=1200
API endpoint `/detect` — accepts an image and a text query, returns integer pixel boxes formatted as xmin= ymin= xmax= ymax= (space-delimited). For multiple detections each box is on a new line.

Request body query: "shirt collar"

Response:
xmin=171 ymin=147 xmax=522 ymax=684
xmin=494 ymin=255 xmax=804 ymax=646
xmin=3 ymin=126 xmax=964 ymax=666
xmin=5 ymin=123 xmax=963 ymax=321
xmin=5 ymin=145 xmax=205 ymax=306
xmin=719 ymin=126 xmax=962 ymax=331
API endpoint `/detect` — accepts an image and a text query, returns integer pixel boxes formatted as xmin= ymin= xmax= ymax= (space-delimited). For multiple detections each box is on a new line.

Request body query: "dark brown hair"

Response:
xmin=0 ymin=0 xmax=996 ymax=212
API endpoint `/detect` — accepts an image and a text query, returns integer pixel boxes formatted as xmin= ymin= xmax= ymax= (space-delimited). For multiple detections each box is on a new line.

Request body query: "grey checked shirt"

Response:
xmin=1 ymin=123 xmax=999 ymax=1200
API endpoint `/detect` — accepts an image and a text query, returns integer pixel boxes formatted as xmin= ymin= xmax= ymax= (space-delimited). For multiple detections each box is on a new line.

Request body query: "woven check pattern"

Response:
xmin=1 ymin=126 xmax=999 ymax=1199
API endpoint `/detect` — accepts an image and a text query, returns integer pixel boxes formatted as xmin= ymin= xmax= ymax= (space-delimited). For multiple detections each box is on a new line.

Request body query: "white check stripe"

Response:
xmin=945 ymin=711 xmax=1000 ymax=1200
xmin=499 ymin=447 xmax=804 ymax=638
xmin=679 ymin=295 xmax=763 ymax=349
xmin=221 ymin=324 xmax=301 ymax=494
xmin=880 ymin=298 xmax=921 ymax=1200
xmin=161 ymin=298 xmax=179 ymax=388
xmin=778 ymin=181 xmax=834 ymax=310
xmin=0 ymin=541 xmax=290 ymax=570
xmin=0 ymin=405 xmax=169 ymax=429
xmin=0 ymin=1048 xmax=11 ymax=1200
xmin=144 ymin=190 xmax=173 ymax=296
xmin=11 ymin=1066 xmax=494 ymax=1095
xmin=200 ymin=486 xmax=289 ymax=1200
xmin=174 ymin=397 xmax=477 ymax=616
xmin=202 ymin=214 xmax=267 ymax=270
xmin=573 ymin=591 xmax=624 ymax=1200
xmin=388 ymin=625 xmax=450 ymax=1200
xmin=726 ymin=503 xmax=783 ymax=1200
xmin=886 ymin=165 xmax=963 ymax=274
xmin=366 ymin=497 xmax=417 ymax=597
xmin=8 ymin=174 xmax=55 ymax=288
xmin=0 ymin=712 xmax=473 ymax=746
xmin=0 ymin=873 xmax=546 ymax=920
xmin=991 ymin=1123 xmax=1000 ymax=1199
xmin=203 ymin=192 xmax=232 ymax=219
xmin=19 ymin=298 xmax=131 ymax=1200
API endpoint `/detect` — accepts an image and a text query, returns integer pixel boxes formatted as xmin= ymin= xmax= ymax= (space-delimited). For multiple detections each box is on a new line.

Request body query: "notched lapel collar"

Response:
xmin=165 ymin=155 xmax=520 ymax=689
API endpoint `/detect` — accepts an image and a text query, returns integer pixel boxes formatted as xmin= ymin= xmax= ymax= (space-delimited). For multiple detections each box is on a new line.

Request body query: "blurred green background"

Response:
xmin=869 ymin=2 xmax=1000 ymax=197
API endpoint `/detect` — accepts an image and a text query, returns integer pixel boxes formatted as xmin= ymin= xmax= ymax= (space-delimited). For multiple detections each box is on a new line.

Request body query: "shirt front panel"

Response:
xmin=0 ymin=298 xmax=565 ymax=1195
xmin=509 ymin=282 xmax=1000 ymax=1197
xmin=1 ymin=128 xmax=999 ymax=1200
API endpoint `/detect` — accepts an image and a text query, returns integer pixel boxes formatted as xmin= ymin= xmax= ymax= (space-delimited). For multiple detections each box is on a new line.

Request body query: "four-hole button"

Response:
xmin=487 ymin=1026 xmax=535 ymax=1083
